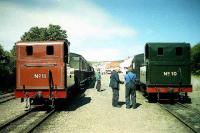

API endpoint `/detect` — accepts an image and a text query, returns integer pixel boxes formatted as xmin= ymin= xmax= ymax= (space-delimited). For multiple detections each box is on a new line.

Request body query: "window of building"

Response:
xmin=46 ymin=45 xmax=54 ymax=55
xmin=157 ymin=48 xmax=163 ymax=56
xmin=26 ymin=46 xmax=33 ymax=56
xmin=176 ymin=47 xmax=182 ymax=56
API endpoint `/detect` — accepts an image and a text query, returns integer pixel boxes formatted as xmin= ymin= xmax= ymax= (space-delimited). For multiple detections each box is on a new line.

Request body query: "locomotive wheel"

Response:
xmin=140 ymin=84 xmax=147 ymax=97
xmin=147 ymin=93 xmax=157 ymax=103
xmin=178 ymin=93 xmax=191 ymax=103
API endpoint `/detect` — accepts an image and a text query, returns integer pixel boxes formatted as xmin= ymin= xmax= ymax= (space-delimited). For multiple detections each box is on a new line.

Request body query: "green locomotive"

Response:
xmin=135 ymin=42 xmax=192 ymax=101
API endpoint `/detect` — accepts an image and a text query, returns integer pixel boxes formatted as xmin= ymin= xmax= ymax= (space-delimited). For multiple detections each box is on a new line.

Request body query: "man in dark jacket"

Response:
xmin=109 ymin=69 xmax=124 ymax=107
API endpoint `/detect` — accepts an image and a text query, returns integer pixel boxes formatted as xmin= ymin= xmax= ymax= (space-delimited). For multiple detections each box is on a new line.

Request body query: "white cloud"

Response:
xmin=78 ymin=48 xmax=120 ymax=61
xmin=0 ymin=1 xmax=137 ymax=60
xmin=73 ymin=42 xmax=144 ymax=61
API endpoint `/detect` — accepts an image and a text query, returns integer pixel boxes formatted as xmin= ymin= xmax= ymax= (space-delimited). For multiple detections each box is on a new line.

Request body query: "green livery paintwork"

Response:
xmin=140 ymin=42 xmax=191 ymax=87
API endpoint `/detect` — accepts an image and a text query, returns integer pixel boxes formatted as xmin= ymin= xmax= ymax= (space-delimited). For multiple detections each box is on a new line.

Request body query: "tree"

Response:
xmin=10 ymin=45 xmax=16 ymax=56
xmin=11 ymin=24 xmax=69 ymax=60
xmin=0 ymin=44 xmax=15 ymax=93
xmin=0 ymin=24 xmax=69 ymax=93
xmin=0 ymin=45 xmax=10 ymax=75
xmin=20 ymin=24 xmax=68 ymax=41
xmin=191 ymin=42 xmax=200 ymax=75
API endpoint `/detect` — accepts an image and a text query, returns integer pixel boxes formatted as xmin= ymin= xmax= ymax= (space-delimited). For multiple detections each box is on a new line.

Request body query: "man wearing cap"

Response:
xmin=109 ymin=69 xmax=124 ymax=107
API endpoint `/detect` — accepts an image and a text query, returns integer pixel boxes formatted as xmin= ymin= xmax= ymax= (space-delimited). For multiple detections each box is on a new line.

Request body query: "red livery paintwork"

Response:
xmin=146 ymin=87 xmax=192 ymax=93
xmin=15 ymin=41 xmax=95 ymax=107
xmin=15 ymin=90 xmax=67 ymax=98
xmin=15 ymin=41 xmax=69 ymax=102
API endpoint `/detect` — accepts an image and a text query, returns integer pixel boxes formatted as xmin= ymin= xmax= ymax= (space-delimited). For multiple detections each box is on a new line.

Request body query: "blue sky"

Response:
xmin=0 ymin=0 xmax=200 ymax=61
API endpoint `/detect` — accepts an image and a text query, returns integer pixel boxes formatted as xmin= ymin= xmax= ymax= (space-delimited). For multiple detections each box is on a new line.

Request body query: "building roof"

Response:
xmin=105 ymin=61 xmax=120 ymax=69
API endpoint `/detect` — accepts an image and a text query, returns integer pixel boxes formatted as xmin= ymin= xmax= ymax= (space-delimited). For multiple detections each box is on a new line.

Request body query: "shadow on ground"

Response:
xmin=135 ymin=103 xmax=142 ymax=108
xmin=100 ymin=89 xmax=106 ymax=92
xmin=117 ymin=102 xmax=142 ymax=109
xmin=68 ymin=95 xmax=91 ymax=111
xmin=55 ymin=94 xmax=91 ymax=111
xmin=118 ymin=101 xmax=125 ymax=106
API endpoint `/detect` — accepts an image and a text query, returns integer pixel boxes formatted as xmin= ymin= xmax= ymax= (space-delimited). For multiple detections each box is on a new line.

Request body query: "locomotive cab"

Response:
xmin=139 ymin=42 xmax=192 ymax=101
xmin=15 ymin=41 xmax=71 ymax=107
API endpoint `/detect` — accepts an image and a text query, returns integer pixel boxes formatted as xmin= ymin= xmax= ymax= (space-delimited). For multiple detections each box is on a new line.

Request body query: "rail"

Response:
xmin=0 ymin=108 xmax=33 ymax=131
xmin=23 ymin=109 xmax=55 ymax=133
xmin=0 ymin=93 xmax=15 ymax=104
xmin=159 ymin=103 xmax=200 ymax=133
xmin=0 ymin=108 xmax=55 ymax=133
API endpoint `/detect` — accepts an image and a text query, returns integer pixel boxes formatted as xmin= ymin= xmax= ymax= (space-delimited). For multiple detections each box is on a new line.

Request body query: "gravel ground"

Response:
xmin=1 ymin=74 xmax=199 ymax=132
xmin=36 ymin=74 xmax=192 ymax=133
xmin=0 ymin=99 xmax=26 ymax=125
xmin=187 ymin=76 xmax=200 ymax=112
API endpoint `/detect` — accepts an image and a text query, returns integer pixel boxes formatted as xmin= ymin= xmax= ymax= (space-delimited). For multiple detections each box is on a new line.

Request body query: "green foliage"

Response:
xmin=10 ymin=24 xmax=69 ymax=69
xmin=10 ymin=45 xmax=16 ymax=56
xmin=20 ymin=24 xmax=68 ymax=41
xmin=0 ymin=24 xmax=69 ymax=93
xmin=0 ymin=44 xmax=16 ymax=93
xmin=191 ymin=42 xmax=200 ymax=75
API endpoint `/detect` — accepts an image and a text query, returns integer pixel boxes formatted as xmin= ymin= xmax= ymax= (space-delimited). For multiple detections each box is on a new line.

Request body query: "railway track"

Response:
xmin=0 ymin=93 xmax=15 ymax=104
xmin=0 ymin=108 xmax=55 ymax=133
xmin=159 ymin=102 xmax=200 ymax=133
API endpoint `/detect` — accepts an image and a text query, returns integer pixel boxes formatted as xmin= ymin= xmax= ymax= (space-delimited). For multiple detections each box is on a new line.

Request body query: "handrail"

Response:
xmin=48 ymin=70 xmax=54 ymax=99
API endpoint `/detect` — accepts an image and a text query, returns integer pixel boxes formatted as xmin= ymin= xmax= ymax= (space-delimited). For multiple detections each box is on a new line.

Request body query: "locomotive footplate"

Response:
xmin=146 ymin=86 xmax=192 ymax=93
xmin=15 ymin=90 xmax=67 ymax=99
xmin=146 ymin=86 xmax=192 ymax=102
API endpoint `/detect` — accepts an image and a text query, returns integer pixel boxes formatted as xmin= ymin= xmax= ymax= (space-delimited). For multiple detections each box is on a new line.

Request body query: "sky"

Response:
xmin=0 ymin=0 xmax=200 ymax=61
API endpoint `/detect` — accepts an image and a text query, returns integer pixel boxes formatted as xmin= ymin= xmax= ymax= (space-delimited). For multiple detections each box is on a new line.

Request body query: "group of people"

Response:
xmin=95 ymin=68 xmax=137 ymax=109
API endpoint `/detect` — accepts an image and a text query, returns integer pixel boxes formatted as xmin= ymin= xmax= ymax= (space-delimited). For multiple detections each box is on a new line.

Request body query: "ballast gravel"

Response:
xmin=35 ymin=74 xmax=193 ymax=133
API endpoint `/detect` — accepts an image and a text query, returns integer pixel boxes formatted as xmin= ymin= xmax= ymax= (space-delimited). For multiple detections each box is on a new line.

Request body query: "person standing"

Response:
xmin=109 ymin=69 xmax=124 ymax=107
xmin=124 ymin=68 xmax=137 ymax=109
xmin=95 ymin=69 xmax=101 ymax=92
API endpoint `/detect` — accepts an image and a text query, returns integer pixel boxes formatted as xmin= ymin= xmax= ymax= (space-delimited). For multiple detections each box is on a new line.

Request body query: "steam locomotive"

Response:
xmin=15 ymin=40 xmax=95 ymax=108
xmin=132 ymin=42 xmax=192 ymax=101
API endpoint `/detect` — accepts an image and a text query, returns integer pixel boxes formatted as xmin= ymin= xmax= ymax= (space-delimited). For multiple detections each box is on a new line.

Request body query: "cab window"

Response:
xmin=46 ymin=45 xmax=54 ymax=55
xmin=26 ymin=46 xmax=33 ymax=56
xmin=145 ymin=45 xmax=149 ymax=58
xmin=157 ymin=47 xmax=163 ymax=56
xmin=176 ymin=47 xmax=182 ymax=56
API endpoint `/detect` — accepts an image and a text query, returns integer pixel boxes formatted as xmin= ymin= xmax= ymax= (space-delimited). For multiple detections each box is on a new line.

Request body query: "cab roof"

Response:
xmin=145 ymin=42 xmax=190 ymax=47
xmin=16 ymin=40 xmax=70 ymax=46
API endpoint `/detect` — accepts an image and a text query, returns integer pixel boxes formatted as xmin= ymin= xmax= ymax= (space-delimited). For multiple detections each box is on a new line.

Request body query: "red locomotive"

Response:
xmin=15 ymin=40 xmax=95 ymax=108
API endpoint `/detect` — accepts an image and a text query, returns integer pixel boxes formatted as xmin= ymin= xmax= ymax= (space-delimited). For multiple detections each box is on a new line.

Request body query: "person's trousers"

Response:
xmin=112 ymin=88 xmax=119 ymax=106
xmin=125 ymin=85 xmax=136 ymax=108
xmin=96 ymin=80 xmax=101 ymax=91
